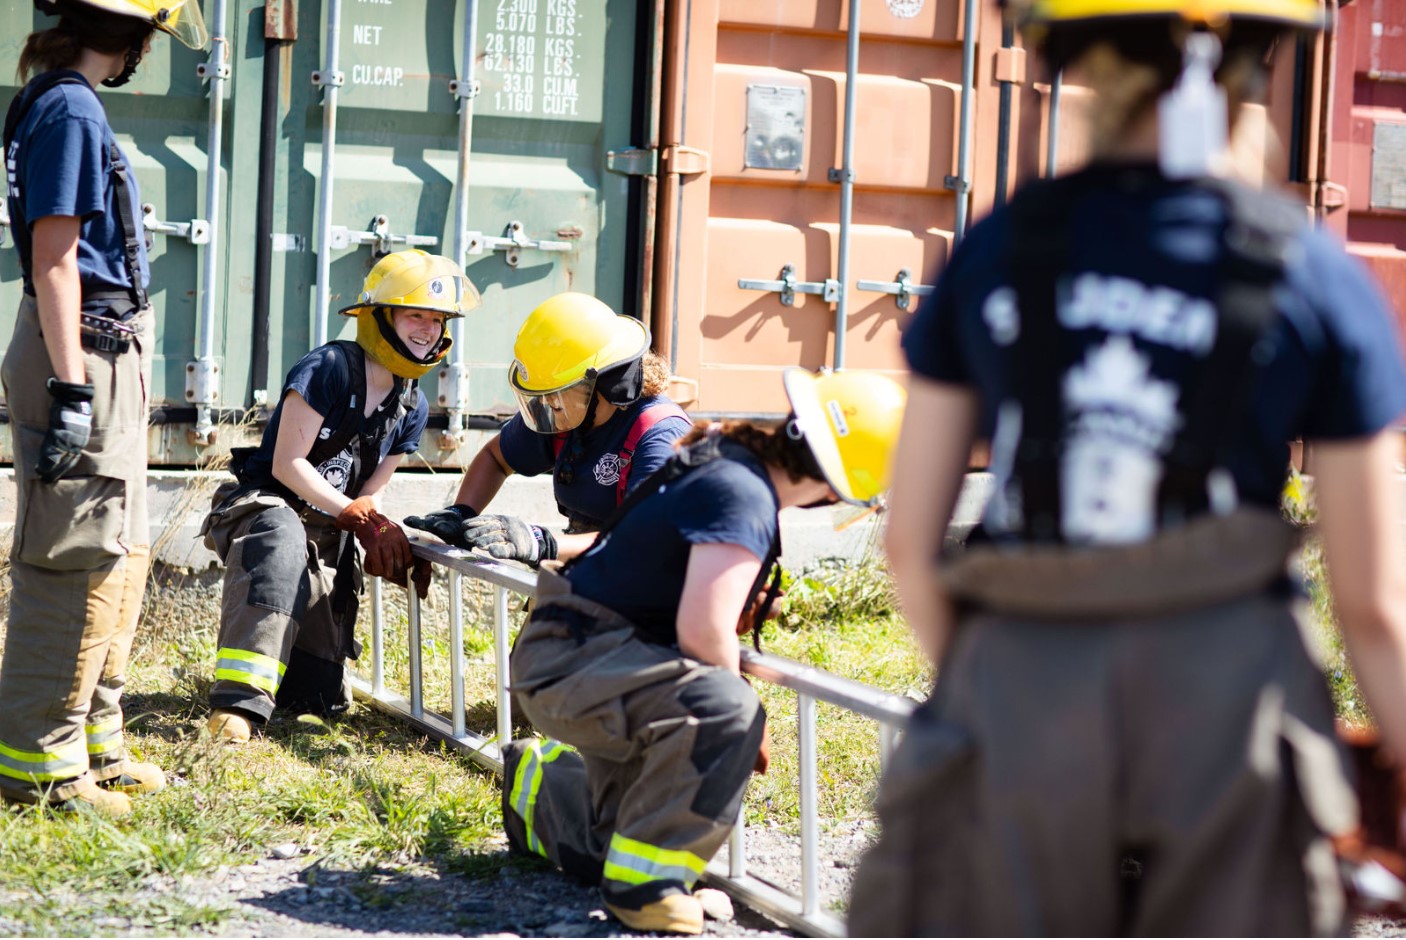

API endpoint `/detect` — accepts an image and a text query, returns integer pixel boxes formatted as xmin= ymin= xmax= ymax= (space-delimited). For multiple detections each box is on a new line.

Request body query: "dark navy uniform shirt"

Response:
xmin=242 ymin=344 xmax=429 ymax=496
xmin=905 ymin=171 xmax=1406 ymax=542
xmin=6 ymin=71 xmax=150 ymax=296
xmin=566 ymin=442 xmax=779 ymax=645
xmin=498 ymin=394 xmax=692 ymax=530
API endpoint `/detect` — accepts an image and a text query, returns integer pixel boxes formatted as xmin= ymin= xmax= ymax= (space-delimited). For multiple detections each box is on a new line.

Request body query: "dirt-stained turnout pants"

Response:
xmin=503 ymin=569 xmax=766 ymax=909
xmin=203 ymin=486 xmax=359 ymax=722
xmin=0 ymin=297 xmax=152 ymax=802
xmin=847 ymin=593 xmax=1357 ymax=937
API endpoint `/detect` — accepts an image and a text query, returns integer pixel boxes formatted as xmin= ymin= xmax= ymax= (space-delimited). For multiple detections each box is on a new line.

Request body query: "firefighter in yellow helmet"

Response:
xmin=202 ymin=251 xmax=478 ymax=745
xmin=849 ymin=0 xmax=1406 ymax=933
xmin=405 ymin=292 xmax=691 ymax=564
xmin=0 ymin=0 xmax=207 ymax=816
xmin=501 ymin=368 xmax=904 ymax=934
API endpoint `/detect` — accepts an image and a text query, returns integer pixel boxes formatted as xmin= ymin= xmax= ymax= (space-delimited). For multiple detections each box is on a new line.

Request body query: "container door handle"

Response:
xmin=739 ymin=264 xmax=840 ymax=306
xmin=142 ymin=203 xmax=212 ymax=250
xmin=464 ymin=220 xmax=577 ymax=268
xmin=855 ymin=269 xmax=935 ymax=311
xmin=329 ymin=215 xmax=439 ymax=257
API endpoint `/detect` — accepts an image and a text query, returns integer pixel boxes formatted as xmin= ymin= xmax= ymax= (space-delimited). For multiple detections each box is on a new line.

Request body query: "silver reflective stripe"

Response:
xmin=0 ymin=738 xmax=86 ymax=783
xmin=85 ymin=714 xmax=123 ymax=756
xmin=602 ymin=833 xmax=707 ymax=889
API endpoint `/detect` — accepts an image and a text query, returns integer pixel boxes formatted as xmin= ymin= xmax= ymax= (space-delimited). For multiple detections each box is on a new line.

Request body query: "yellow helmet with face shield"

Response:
xmin=1015 ymin=0 xmax=1324 ymax=29
xmin=509 ymin=292 xmax=650 ymax=434
xmin=40 ymin=0 xmax=210 ymax=48
xmin=337 ymin=250 xmax=480 ymax=380
xmin=782 ymin=368 xmax=907 ymax=510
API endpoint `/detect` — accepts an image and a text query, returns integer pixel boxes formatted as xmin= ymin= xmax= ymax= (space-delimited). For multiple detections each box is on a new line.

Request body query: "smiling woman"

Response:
xmin=200 ymin=250 xmax=480 ymax=746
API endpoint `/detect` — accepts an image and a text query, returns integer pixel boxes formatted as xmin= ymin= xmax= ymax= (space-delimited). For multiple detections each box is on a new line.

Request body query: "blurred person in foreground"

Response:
xmin=848 ymin=0 xmax=1406 ymax=933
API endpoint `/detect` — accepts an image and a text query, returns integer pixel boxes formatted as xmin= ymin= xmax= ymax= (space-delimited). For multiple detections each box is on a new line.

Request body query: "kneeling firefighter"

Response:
xmin=405 ymin=292 xmax=691 ymax=564
xmin=203 ymin=250 xmax=478 ymax=744
xmin=0 ymin=0 xmax=207 ymax=816
xmin=502 ymin=369 xmax=905 ymax=934
xmin=849 ymin=0 xmax=1406 ymax=934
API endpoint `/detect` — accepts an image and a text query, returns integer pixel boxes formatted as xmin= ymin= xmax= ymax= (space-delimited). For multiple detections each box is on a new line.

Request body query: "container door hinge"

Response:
xmin=606 ymin=147 xmax=659 ymax=176
xmin=330 ymin=215 xmax=439 ymax=257
xmin=464 ymin=220 xmax=576 ymax=267
xmin=663 ymin=145 xmax=710 ymax=176
xmin=739 ymin=264 xmax=840 ymax=306
xmin=1318 ymin=180 xmax=1348 ymax=211
xmin=856 ymin=269 xmax=935 ymax=311
xmin=143 ymin=203 xmax=211 ymax=250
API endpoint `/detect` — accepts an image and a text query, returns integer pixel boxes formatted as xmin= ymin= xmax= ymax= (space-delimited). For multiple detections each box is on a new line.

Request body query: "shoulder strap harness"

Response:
xmin=5 ymin=72 xmax=146 ymax=312
xmin=1006 ymin=166 xmax=1300 ymax=542
xmin=550 ymin=400 xmax=692 ymax=507
xmin=564 ymin=430 xmax=784 ymax=651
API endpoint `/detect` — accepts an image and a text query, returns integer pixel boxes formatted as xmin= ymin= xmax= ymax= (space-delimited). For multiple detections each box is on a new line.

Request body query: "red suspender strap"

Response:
xmin=616 ymin=402 xmax=690 ymax=504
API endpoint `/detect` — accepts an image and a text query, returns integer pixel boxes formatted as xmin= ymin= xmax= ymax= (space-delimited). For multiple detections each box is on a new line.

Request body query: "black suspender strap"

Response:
xmin=1155 ymin=179 xmax=1299 ymax=521
xmin=107 ymin=142 xmax=147 ymax=311
xmin=1007 ymin=171 xmax=1096 ymax=542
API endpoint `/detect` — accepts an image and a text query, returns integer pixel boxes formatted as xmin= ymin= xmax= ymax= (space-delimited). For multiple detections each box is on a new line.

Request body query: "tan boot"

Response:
xmin=98 ymin=761 xmax=166 ymax=794
xmin=207 ymin=710 xmax=252 ymax=745
xmin=53 ymin=779 xmax=133 ymax=817
xmin=605 ymin=895 xmax=704 ymax=935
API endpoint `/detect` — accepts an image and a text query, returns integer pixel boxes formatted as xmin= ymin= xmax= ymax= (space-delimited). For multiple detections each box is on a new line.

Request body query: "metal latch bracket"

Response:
xmin=464 ymin=220 xmax=575 ymax=267
xmin=142 ymin=203 xmax=211 ymax=249
xmin=738 ymin=264 xmax=840 ymax=306
xmin=330 ymin=215 xmax=439 ymax=257
xmin=856 ymin=268 xmax=935 ymax=311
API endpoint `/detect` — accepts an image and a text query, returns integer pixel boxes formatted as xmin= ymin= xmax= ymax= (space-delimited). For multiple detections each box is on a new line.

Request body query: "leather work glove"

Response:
xmin=403 ymin=503 xmax=480 ymax=549
xmin=460 ymin=514 xmax=558 ymax=567
xmin=736 ymin=586 xmax=787 ymax=636
xmin=335 ymin=496 xmax=414 ymax=583
xmin=36 ymin=378 xmax=95 ymax=484
xmin=411 ymin=556 xmax=433 ymax=601
xmin=754 ymin=720 xmax=771 ymax=775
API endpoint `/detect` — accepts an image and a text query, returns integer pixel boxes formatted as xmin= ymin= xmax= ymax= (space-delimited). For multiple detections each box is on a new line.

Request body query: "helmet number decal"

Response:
xmin=826 ymin=399 xmax=851 ymax=437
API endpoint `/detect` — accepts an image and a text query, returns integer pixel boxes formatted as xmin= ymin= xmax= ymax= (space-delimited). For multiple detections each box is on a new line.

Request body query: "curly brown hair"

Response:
xmin=641 ymin=351 xmax=670 ymax=398
xmin=678 ymin=419 xmax=824 ymax=484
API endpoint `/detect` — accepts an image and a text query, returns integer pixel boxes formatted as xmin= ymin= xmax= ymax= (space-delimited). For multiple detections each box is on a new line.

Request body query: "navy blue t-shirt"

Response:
xmin=498 ymin=394 xmax=692 ymax=530
xmin=5 ymin=71 xmax=150 ymax=296
xmin=242 ymin=344 xmax=429 ymax=496
xmin=566 ymin=443 xmax=780 ymax=645
xmin=904 ymin=171 xmax=1406 ymax=543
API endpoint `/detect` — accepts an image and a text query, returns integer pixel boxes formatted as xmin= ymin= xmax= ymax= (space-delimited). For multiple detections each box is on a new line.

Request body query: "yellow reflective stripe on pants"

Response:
xmin=85 ymin=713 xmax=124 ymax=757
xmin=602 ymin=832 xmax=707 ymax=889
xmin=213 ymin=647 xmax=287 ymax=694
xmin=509 ymin=738 xmax=573 ymax=858
xmin=0 ymin=736 xmax=87 ymax=783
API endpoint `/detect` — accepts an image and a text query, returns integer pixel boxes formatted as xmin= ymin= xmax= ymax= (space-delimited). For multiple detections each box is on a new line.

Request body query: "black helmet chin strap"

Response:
xmin=101 ymin=41 xmax=144 ymax=88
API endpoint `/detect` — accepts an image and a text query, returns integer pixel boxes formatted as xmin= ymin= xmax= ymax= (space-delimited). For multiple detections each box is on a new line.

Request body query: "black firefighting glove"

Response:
xmin=459 ymin=514 xmax=558 ymax=567
xmin=403 ymin=503 xmax=480 ymax=549
xmin=36 ymin=378 xmax=95 ymax=484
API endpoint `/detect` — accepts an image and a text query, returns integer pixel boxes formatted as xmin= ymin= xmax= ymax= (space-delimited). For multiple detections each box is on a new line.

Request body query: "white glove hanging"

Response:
xmin=1158 ymin=32 xmax=1228 ymax=180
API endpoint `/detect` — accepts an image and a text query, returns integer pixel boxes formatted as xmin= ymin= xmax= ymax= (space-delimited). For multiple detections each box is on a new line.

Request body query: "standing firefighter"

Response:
xmin=503 ymin=369 xmax=905 ymax=934
xmin=849 ymin=0 xmax=1406 ymax=934
xmin=204 ymin=250 xmax=477 ymax=744
xmin=0 ymin=0 xmax=207 ymax=815
xmin=405 ymin=292 xmax=690 ymax=564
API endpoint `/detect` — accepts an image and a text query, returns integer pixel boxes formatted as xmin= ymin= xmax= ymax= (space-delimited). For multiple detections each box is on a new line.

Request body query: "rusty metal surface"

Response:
xmin=265 ymin=0 xmax=298 ymax=41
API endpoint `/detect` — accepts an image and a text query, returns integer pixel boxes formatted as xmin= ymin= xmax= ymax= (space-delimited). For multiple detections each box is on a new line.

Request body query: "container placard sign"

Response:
xmin=338 ymin=0 xmax=458 ymax=113
xmin=477 ymin=0 xmax=604 ymax=122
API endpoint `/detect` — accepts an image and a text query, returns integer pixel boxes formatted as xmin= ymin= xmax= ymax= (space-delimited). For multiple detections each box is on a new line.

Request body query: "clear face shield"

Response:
xmin=510 ymin=365 xmax=598 ymax=434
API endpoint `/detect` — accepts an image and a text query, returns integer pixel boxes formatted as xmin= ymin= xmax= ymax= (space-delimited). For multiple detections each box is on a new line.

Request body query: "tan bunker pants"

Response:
xmin=202 ymin=486 xmax=359 ymax=722
xmin=504 ymin=570 xmax=765 ymax=909
xmin=847 ymin=593 xmax=1356 ymax=937
xmin=0 ymin=297 xmax=152 ymax=802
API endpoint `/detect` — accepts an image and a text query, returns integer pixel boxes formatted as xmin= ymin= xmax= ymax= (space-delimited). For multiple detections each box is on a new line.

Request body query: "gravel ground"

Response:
xmin=68 ymin=827 xmax=856 ymax=938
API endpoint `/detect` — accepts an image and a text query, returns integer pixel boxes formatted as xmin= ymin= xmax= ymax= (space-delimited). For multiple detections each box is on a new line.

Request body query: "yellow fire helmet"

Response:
xmin=782 ymin=368 xmax=907 ymax=509
xmin=508 ymin=292 xmax=650 ymax=433
xmin=57 ymin=0 xmax=210 ymax=48
xmin=337 ymin=249 xmax=480 ymax=380
xmin=1015 ymin=0 xmax=1324 ymax=30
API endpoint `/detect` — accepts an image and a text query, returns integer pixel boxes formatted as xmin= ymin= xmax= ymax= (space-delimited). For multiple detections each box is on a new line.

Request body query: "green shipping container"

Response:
xmin=0 ymin=0 xmax=644 ymax=466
